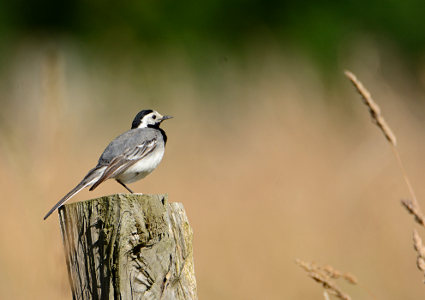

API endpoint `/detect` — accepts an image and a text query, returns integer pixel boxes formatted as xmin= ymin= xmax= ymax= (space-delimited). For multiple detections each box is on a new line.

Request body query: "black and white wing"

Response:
xmin=89 ymin=138 xmax=158 ymax=191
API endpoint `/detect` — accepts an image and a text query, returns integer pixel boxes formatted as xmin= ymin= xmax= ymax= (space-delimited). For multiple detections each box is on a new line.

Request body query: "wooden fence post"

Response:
xmin=58 ymin=194 xmax=197 ymax=300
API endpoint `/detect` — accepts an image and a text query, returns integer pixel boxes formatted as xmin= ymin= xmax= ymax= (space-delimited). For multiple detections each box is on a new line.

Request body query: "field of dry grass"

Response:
xmin=1 ymin=42 xmax=425 ymax=299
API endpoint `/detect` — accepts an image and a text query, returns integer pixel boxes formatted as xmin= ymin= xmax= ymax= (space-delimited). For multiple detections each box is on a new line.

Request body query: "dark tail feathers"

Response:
xmin=43 ymin=166 xmax=104 ymax=220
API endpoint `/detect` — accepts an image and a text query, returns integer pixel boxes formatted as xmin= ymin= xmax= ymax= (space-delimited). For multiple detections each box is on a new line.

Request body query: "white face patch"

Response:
xmin=137 ymin=111 xmax=163 ymax=128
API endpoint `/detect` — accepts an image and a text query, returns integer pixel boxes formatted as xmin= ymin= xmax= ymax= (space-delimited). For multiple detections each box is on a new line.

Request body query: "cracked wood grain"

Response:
xmin=58 ymin=194 xmax=197 ymax=300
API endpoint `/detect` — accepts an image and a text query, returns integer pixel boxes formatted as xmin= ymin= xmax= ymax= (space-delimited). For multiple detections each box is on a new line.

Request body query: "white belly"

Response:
xmin=115 ymin=148 xmax=165 ymax=183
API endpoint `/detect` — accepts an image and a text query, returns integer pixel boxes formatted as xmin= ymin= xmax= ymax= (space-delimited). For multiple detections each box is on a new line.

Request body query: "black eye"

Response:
xmin=152 ymin=115 xmax=157 ymax=119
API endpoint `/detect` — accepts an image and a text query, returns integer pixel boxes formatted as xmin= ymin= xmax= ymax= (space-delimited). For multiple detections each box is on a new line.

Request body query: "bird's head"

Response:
xmin=131 ymin=109 xmax=173 ymax=129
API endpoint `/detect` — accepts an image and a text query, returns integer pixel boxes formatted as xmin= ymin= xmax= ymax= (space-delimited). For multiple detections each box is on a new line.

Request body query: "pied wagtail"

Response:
xmin=43 ymin=109 xmax=172 ymax=220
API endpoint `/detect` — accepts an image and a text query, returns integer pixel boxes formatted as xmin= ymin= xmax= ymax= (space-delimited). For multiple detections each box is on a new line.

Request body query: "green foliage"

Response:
xmin=1 ymin=0 xmax=425 ymax=69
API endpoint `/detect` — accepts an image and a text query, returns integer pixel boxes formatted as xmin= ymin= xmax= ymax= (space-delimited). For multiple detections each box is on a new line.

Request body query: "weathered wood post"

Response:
xmin=58 ymin=194 xmax=197 ymax=300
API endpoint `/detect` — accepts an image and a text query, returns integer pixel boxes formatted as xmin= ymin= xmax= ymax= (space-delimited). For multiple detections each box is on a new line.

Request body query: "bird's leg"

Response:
xmin=116 ymin=179 xmax=134 ymax=194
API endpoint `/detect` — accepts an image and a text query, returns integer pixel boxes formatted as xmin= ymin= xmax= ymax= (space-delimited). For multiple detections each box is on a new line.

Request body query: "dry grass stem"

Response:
xmin=344 ymin=70 xmax=421 ymax=213
xmin=345 ymin=70 xmax=425 ymax=287
xmin=413 ymin=229 xmax=425 ymax=282
xmin=392 ymin=146 xmax=420 ymax=211
xmin=296 ymin=259 xmax=354 ymax=300
xmin=401 ymin=199 xmax=425 ymax=227
xmin=324 ymin=291 xmax=331 ymax=300
xmin=321 ymin=265 xmax=358 ymax=284
xmin=344 ymin=71 xmax=396 ymax=145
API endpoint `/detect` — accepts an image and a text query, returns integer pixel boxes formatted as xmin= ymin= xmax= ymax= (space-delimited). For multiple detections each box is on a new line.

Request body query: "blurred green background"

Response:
xmin=1 ymin=0 xmax=425 ymax=73
xmin=1 ymin=1 xmax=425 ymax=300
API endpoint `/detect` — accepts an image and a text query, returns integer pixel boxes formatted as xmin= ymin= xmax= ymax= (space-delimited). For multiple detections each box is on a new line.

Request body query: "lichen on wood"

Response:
xmin=59 ymin=194 xmax=197 ymax=300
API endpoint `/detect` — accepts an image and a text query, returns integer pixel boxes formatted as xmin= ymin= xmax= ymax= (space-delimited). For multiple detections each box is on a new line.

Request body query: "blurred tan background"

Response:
xmin=1 ymin=1 xmax=425 ymax=299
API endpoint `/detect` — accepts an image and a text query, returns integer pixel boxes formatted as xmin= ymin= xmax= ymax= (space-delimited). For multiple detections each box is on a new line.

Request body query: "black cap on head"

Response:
xmin=131 ymin=109 xmax=153 ymax=129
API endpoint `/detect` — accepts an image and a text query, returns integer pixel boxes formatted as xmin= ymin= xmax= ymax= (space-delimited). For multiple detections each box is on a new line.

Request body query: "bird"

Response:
xmin=43 ymin=109 xmax=172 ymax=220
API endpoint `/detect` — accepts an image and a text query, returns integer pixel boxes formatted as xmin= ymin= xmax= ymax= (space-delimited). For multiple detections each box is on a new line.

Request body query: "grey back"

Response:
xmin=97 ymin=128 xmax=162 ymax=166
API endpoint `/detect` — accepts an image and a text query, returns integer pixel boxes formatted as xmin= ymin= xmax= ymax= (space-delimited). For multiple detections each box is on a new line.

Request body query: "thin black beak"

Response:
xmin=161 ymin=115 xmax=173 ymax=121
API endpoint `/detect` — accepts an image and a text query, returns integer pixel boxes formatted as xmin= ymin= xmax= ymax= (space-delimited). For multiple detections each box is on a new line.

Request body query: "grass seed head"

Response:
xmin=344 ymin=70 xmax=397 ymax=146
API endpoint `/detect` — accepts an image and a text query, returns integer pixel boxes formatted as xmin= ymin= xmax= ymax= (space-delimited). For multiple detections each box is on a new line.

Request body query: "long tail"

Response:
xmin=43 ymin=166 xmax=105 ymax=220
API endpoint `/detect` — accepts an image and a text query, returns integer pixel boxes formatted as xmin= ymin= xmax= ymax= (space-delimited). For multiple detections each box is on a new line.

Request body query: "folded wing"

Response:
xmin=89 ymin=138 xmax=157 ymax=191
